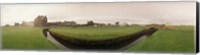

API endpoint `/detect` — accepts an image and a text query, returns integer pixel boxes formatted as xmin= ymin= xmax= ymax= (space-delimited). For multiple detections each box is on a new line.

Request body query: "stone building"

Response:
xmin=34 ymin=15 xmax=48 ymax=27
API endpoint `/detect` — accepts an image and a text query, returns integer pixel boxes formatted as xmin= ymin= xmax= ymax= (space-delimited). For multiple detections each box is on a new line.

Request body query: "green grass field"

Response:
xmin=128 ymin=26 xmax=195 ymax=53
xmin=2 ymin=26 xmax=195 ymax=52
xmin=50 ymin=26 xmax=145 ymax=40
xmin=2 ymin=27 xmax=60 ymax=50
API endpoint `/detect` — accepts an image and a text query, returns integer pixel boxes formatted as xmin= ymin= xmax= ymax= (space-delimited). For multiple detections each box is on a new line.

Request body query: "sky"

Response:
xmin=0 ymin=2 xmax=196 ymax=26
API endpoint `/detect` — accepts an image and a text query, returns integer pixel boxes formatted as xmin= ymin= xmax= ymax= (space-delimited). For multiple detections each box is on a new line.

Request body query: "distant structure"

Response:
xmin=162 ymin=23 xmax=176 ymax=29
xmin=5 ymin=24 xmax=10 ymax=27
xmin=145 ymin=24 xmax=164 ymax=29
xmin=34 ymin=15 xmax=47 ymax=27
xmin=145 ymin=23 xmax=176 ymax=29
xmin=33 ymin=15 xmax=77 ymax=27
xmin=47 ymin=21 xmax=77 ymax=26
xmin=11 ymin=15 xmax=145 ymax=27
xmin=21 ymin=21 xmax=34 ymax=27
xmin=87 ymin=20 xmax=94 ymax=26
xmin=14 ymin=21 xmax=34 ymax=27
xmin=85 ymin=20 xmax=106 ymax=27
xmin=120 ymin=23 xmax=129 ymax=27
xmin=115 ymin=22 xmax=119 ymax=26
xmin=29 ymin=15 xmax=128 ymax=27
xmin=14 ymin=23 xmax=20 ymax=26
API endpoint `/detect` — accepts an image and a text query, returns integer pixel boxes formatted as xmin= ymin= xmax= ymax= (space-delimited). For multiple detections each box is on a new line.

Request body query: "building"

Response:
xmin=145 ymin=23 xmax=176 ymax=29
xmin=21 ymin=21 xmax=34 ymax=27
xmin=14 ymin=23 xmax=20 ymax=26
xmin=14 ymin=21 xmax=34 ymax=27
xmin=34 ymin=15 xmax=47 ymax=27
xmin=47 ymin=21 xmax=77 ymax=26
xmin=32 ymin=15 xmax=109 ymax=27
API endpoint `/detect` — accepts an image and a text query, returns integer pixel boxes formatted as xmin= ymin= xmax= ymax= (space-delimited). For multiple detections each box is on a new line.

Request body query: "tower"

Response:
xmin=34 ymin=15 xmax=48 ymax=27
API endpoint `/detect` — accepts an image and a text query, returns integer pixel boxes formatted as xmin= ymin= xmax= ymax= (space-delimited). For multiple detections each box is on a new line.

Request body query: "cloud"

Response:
xmin=1 ymin=2 xmax=196 ymax=26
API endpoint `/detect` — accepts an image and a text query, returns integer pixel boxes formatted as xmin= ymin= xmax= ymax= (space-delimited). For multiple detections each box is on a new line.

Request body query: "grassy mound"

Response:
xmin=50 ymin=26 xmax=145 ymax=40
xmin=47 ymin=26 xmax=157 ymax=49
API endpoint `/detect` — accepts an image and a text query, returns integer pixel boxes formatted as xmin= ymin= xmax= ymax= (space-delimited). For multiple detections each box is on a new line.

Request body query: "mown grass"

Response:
xmin=3 ymin=26 xmax=195 ymax=52
xmin=128 ymin=26 xmax=195 ymax=53
xmin=2 ymin=27 xmax=60 ymax=50
xmin=50 ymin=26 xmax=145 ymax=40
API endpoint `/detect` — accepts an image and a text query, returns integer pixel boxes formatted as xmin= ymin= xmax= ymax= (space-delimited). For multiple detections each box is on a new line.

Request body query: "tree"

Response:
xmin=107 ymin=23 xmax=111 ymax=26
xmin=87 ymin=20 xmax=94 ymax=26
xmin=115 ymin=22 xmax=119 ymax=26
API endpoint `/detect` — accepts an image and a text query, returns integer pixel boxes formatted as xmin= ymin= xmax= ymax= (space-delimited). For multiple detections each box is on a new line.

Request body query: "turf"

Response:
xmin=2 ymin=27 xmax=60 ymax=50
xmin=2 ymin=26 xmax=195 ymax=52
xmin=128 ymin=26 xmax=195 ymax=53
xmin=50 ymin=26 xmax=145 ymax=40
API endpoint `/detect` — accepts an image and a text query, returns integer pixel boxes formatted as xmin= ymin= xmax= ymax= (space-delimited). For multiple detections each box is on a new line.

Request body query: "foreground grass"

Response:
xmin=50 ymin=26 xmax=144 ymax=40
xmin=3 ymin=26 xmax=195 ymax=52
xmin=128 ymin=26 xmax=195 ymax=53
xmin=2 ymin=27 xmax=60 ymax=50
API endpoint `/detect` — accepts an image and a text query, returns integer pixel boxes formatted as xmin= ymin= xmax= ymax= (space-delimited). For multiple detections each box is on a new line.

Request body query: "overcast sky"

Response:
xmin=1 ymin=2 xmax=196 ymax=26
